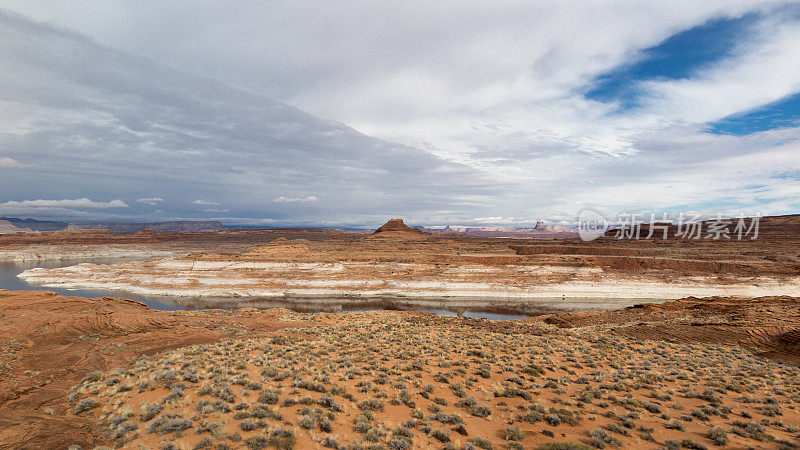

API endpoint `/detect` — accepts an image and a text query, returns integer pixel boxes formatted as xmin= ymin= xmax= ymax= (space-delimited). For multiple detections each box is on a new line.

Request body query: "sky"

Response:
xmin=0 ymin=1 xmax=799 ymax=228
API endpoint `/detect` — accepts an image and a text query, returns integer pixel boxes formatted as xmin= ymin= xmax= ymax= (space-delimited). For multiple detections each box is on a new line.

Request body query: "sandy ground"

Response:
xmin=2 ymin=290 xmax=799 ymax=449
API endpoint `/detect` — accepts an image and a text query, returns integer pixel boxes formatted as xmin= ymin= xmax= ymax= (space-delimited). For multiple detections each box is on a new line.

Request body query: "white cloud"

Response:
xmin=639 ymin=16 xmax=800 ymax=124
xmin=272 ymin=195 xmax=319 ymax=203
xmin=0 ymin=157 xmax=24 ymax=168
xmin=137 ymin=197 xmax=164 ymax=205
xmin=0 ymin=4 xmax=799 ymax=226
xmin=0 ymin=198 xmax=129 ymax=209
xmin=203 ymin=208 xmax=230 ymax=213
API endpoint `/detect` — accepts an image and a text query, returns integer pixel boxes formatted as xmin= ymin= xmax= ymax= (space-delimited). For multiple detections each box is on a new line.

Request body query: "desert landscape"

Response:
xmin=3 ymin=3 xmax=800 ymax=448
xmin=1 ymin=217 xmax=799 ymax=449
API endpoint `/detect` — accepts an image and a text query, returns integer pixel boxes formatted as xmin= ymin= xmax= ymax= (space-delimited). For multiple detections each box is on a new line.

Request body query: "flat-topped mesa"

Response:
xmin=371 ymin=218 xmax=424 ymax=235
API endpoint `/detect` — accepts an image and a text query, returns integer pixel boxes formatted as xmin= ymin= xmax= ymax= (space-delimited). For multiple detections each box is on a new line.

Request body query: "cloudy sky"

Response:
xmin=1 ymin=1 xmax=799 ymax=227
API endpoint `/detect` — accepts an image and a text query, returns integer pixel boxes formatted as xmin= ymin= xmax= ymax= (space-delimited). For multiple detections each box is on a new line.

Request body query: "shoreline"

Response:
xmin=19 ymin=267 xmax=800 ymax=300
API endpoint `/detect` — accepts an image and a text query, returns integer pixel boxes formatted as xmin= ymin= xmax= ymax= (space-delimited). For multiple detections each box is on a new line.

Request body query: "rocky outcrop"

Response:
xmin=371 ymin=218 xmax=424 ymax=235
xmin=373 ymin=218 xmax=418 ymax=233
xmin=0 ymin=220 xmax=31 ymax=234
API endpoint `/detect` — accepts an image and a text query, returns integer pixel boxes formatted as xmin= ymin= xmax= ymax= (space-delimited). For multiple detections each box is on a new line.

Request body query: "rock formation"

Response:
xmin=371 ymin=218 xmax=424 ymax=235
xmin=0 ymin=220 xmax=31 ymax=234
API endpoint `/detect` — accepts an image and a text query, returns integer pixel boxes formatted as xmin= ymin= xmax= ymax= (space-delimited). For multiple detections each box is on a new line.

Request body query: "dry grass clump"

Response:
xmin=66 ymin=310 xmax=800 ymax=449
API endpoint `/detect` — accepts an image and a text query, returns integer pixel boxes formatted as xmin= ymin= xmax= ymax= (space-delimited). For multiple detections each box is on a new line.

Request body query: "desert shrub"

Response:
xmin=113 ymin=420 xmax=139 ymax=440
xmin=266 ymin=425 xmax=296 ymax=449
xmin=388 ymin=438 xmax=408 ymax=449
xmin=519 ymin=409 xmax=543 ymax=423
xmin=299 ymin=415 xmax=317 ymax=430
xmin=74 ymin=398 xmax=100 ymax=414
xmin=495 ymin=386 xmax=532 ymax=401
xmin=665 ymin=420 xmax=685 ymax=431
xmin=155 ymin=369 xmax=177 ymax=384
xmin=606 ymin=423 xmax=628 ymax=436
xmin=621 ymin=417 xmax=635 ymax=429
xmin=354 ymin=412 xmax=374 ymax=434
xmin=141 ymin=402 xmax=164 ymax=421
xmin=642 ymin=402 xmax=661 ymax=414
xmin=240 ymin=419 xmax=259 ymax=432
xmin=393 ymin=425 xmax=414 ymax=439
xmin=450 ymin=382 xmax=467 ymax=398
xmin=430 ymin=428 xmax=451 ymax=442
xmin=320 ymin=419 xmax=333 ymax=433
xmin=365 ymin=426 xmax=386 ymax=442
xmin=545 ymin=414 xmax=561 ymax=426
xmin=680 ymin=440 xmax=708 ymax=450
xmin=730 ymin=420 xmax=775 ymax=442
xmin=469 ymin=437 xmax=493 ymax=449
xmin=434 ymin=413 xmax=463 ymax=425
xmin=358 ymin=399 xmax=384 ymax=411
xmin=472 ymin=404 xmax=492 ymax=418
xmin=244 ymin=434 xmax=270 ymax=449
xmin=183 ymin=369 xmax=200 ymax=383
xmin=706 ymin=428 xmax=728 ymax=446
xmin=761 ymin=404 xmax=782 ymax=417
xmin=589 ymin=428 xmax=621 ymax=448
xmin=83 ymin=371 xmax=103 ymax=383
xmin=504 ymin=426 xmax=525 ymax=441
xmin=319 ymin=395 xmax=343 ymax=412
xmin=258 ymin=390 xmax=280 ymax=405
xmin=193 ymin=437 xmax=213 ymax=449
xmin=549 ymin=408 xmax=581 ymax=426
xmin=321 ymin=436 xmax=339 ymax=448
xmin=539 ymin=444 xmax=593 ymax=450
xmin=146 ymin=414 xmax=193 ymax=435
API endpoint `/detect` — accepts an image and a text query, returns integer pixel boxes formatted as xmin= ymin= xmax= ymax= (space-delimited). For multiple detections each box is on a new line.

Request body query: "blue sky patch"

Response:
xmin=584 ymin=13 xmax=760 ymax=110
xmin=707 ymin=91 xmax=800 ymax=135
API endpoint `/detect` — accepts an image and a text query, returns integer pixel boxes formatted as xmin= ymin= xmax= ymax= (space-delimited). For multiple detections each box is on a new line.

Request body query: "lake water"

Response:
xmin=0 ymin=258 xmax=189 ymax=311
xmin=0 ymin=258 xmax=533 ymax=320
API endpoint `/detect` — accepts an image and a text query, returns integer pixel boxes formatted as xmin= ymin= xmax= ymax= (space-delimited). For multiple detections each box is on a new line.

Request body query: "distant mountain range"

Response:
xmin=0 ymin=217 xmax=67 ymax=232
xmin=0 ymin=218 xmax=224 ymax=233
